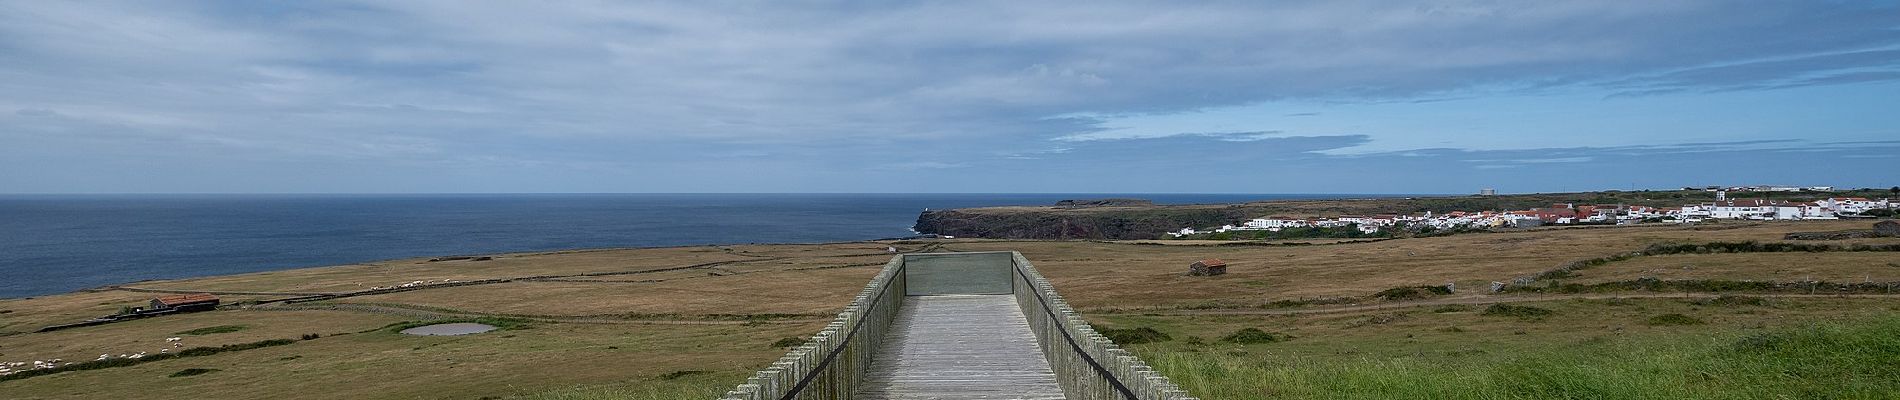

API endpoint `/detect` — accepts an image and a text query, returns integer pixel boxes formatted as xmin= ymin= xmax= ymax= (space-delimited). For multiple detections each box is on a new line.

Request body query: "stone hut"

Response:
xmin=1188 ymin=258 xmax=1228 ymax=276
xmin=1875 ymin=220 xmax=1900 ymax=237
xmin=150 ymin=293 xmax=220 ymax=312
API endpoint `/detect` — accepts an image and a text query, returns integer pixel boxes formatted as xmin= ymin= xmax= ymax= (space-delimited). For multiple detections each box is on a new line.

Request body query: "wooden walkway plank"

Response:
xmin=856 ymin=294 xmax=1067 ymax=400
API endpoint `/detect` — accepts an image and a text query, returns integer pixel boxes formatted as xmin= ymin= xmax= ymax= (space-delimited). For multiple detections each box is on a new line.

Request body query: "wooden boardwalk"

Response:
xmin=856 ymin=295 xmax=1067 ymax=400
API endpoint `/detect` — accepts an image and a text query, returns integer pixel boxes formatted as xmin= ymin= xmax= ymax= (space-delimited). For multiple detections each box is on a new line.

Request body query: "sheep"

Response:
xmin=166 ymin=337 xmax=182 ymax=342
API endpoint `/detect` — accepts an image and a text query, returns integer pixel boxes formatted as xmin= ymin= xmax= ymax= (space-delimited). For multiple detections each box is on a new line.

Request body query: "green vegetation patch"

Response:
xmin=1646 ymin=313 xmax=1706 ymax=326
xmin=1219 ymin=328 xmax=1281 ymax=344
xmin=769 ymin=337 xmax=807 ymax=348
xmin=1374 ymin=285 xmax=1454 ymax=301
xmin=174 ymin=324 xmax=248 ymax=336
xmin=1694 ymin=295 xmax=1770 ymax=307
xmin=657 ymin=370 xmax=708 ymax=380
xmin=1432 ymin=304 xmax=1474 ymax=313
xmin=168 ymin=368 xmax=220 ymax=378
xmin=381 ymin=317 xmax=532 ymax=333
xmin=1482 ymin=304 xmax=1554 ymax=319
xmin=1148 ymin=316 xmax=1900 ymax=399
xmin=1099 ymin=327 xmax=1172 ymax=344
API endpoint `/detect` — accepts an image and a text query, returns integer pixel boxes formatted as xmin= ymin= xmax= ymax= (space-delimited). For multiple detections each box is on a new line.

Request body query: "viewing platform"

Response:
xmin=720 ymin=251 xmax=1197 ymax=400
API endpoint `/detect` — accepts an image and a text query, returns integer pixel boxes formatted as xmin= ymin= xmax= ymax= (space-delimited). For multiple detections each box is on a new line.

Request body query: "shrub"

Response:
xmin=1696 ymin=295 xmax=1768 ymax=307
xmin=175 ymin=325 xmax=247 ymax=335
xmin=299 ymin=333 xmax=320 ymax=340
xmin=1219 ymin=328 xmax=1281 ymax=344
xmin=1099 ymin=327 xmax=1171 ymax=344
xmin=1482 ymin=304 xmax=1554 ymax=319
xmin=1374 ymin=286 xmax=1453 ymax=301
xmin=769 ymin=337 xmax=807 ymax=348
xmin=1432 ymin=304 xmax=1474 ymax=313
xmin=1646 ymin=314 xmax=1706 ymax=326
xmin=658 ymin=370 xmax=708 ymax=380
xmin=169 ymin=368 xmax=220 ymax=378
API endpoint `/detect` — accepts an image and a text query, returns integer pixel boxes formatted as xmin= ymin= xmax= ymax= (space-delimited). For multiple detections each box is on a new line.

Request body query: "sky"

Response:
xmin=1 ymin=1 xmax=1897 ymax=194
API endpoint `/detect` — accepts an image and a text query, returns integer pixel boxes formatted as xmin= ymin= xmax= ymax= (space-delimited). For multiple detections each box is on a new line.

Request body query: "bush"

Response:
xmin=1374 ymin=286 xmax=1453 ymax=301
xmin=1482 ymin=304 xmax=1554 ymax=319
xmin=1432 ymin=304 xmax=1474 ymax=313
xmin=1646 ymin=314 xmax=1706 ymax=326
xmin=1099 ymin=327 xmax=1172 ymax=344
xmin=169 ymin=368 xmax=220 ymax=378
xmin=769 ymin=337 xmax=807 ymax=348
xmin=658 ymin=370 xmax=708 ymax=380
xmin=1695 ymin=295 xmax=1768 ymax=307
xmin=1219 ymin=328 xmax=1281 ymax=344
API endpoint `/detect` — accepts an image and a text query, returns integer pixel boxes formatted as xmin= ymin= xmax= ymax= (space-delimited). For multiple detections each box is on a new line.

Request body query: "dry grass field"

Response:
xmin=2 ymin=219 xmax=1896 ymax=399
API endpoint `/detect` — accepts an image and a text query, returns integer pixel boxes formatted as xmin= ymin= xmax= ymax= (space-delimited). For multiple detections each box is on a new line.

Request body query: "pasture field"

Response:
xmin=1 ymin=219 xmax=1896 ymax=399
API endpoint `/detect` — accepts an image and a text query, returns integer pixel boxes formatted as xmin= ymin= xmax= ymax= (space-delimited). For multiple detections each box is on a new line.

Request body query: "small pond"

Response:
xmin=399 ymin=322 xmax=498 ymax=336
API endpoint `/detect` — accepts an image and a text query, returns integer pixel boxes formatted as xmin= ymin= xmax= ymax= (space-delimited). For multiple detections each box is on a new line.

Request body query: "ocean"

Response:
xmin=0 ymin=193 xmax=1387 ymax=298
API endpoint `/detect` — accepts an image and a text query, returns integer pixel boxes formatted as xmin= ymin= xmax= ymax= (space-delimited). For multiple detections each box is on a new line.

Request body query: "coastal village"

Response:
xmin=1174 ymin=186 xmax=1898 ymax=238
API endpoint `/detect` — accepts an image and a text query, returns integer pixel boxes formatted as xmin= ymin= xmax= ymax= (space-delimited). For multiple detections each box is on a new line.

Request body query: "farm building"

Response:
xmin=150 ymin=293 xmax=220 ymax=312
xmin=1187 ymin=259 xmax=1227 ymax=276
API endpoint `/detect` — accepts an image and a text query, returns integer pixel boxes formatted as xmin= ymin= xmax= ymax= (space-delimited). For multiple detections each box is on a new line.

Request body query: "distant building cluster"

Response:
xmin=1172 ymin=192 xmax=1895 ymax=237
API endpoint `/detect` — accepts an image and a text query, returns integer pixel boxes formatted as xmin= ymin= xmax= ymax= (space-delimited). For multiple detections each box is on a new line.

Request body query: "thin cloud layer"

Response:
xmin=1 ymin=1 xmax=1896 ymax=193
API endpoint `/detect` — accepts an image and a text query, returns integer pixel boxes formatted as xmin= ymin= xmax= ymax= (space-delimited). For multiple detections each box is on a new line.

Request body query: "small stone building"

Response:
xmin=1875 ymin=220 xmax=1900 ymax=237
xmin=1187 ymin=258 xmax=1228 ymax=276
xmin=150 ymin=293 xmax=220 ymax=312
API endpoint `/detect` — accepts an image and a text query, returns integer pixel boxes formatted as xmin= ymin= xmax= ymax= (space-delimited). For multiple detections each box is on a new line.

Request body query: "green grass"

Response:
xmin=516 ymin=371 xmax=744 ymax=400
xmin=1147 ymin=316 xmax=1900 ymax=399
xmin=174 ymin=324 xmax=248 ymax=335
xmin=1646 ymin=313 xmax=1706 ymax=326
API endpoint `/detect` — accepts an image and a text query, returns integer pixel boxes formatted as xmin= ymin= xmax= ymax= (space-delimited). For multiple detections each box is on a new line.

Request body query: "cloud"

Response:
xmin=0 ymin=1 xmax=1896 ymax=192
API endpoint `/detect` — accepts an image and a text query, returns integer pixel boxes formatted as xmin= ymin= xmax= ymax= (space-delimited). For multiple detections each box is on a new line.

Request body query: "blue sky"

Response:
xmin=1 ymin=1 xmax=1897 ymax=194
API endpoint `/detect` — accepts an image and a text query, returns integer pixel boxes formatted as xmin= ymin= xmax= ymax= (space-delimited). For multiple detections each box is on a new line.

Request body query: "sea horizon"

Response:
xmin=0 ymin=192 xmax=1428 ymax=298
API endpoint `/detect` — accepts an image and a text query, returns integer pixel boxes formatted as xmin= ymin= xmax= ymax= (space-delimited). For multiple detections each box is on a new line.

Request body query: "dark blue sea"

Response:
xmin=0 ymin=194 xmax=1389 ymax=298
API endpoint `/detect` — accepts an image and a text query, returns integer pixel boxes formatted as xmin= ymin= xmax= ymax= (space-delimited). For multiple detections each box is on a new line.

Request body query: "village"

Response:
xmin=1174 ymin=189 xmax=1898 ymax=238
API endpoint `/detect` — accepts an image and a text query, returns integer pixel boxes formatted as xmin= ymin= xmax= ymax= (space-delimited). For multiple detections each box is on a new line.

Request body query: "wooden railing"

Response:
xmin=718 ymin=251 xmax=1197 ymax=399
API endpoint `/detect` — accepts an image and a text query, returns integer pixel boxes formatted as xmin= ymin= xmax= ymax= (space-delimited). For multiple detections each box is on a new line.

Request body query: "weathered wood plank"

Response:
xmin=857 ymin=294 xmax=1067 ymax=400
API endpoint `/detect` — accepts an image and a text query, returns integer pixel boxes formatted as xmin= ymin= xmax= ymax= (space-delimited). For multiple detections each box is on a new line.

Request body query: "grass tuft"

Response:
xmin=1482 ymin=304 xmax=1554 ymax=319
xmin=1219 ymin=328 xmax=1281 ymax=344
xmin=1099 ymin=327 xmax=1172 ymax=344
xmin=1432 ymin=304 xmax=1474 ymax=313
xmin=768 ymin=337 xmax=807 ymax=348
xmin=657 ymin=370 xmax=707 ymax=380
